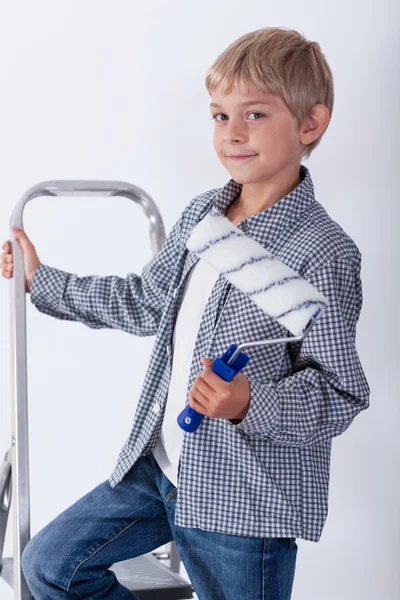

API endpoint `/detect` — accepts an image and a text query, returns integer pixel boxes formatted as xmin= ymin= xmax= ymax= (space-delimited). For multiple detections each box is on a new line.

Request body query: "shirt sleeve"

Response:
xmin=29 ymin=213 xmax=183 ymax=336
xmin=227 ymin=256 xmax=370 ymax=446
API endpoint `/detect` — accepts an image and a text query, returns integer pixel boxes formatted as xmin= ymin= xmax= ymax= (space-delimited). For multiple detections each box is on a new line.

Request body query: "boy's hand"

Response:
xmin=1 ymin=226 xmax=41 ymax=293
xmin=188 ymin=357 xmax=250 ymax=421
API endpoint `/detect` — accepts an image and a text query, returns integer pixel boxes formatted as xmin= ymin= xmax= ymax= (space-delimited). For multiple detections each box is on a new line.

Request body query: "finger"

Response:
xmin=195 ymin=377 xmax=215 ymax=399
xmin=200 ymin=367 xmax=230 ymax=393
xmin=190 ymin=383 xmax=209 ymax=405
xmin=189 ymin=392 xmax=207 ymax=415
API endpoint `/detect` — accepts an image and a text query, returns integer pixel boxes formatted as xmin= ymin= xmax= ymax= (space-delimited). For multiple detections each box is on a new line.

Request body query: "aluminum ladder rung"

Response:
xmin=1 ymin=554 xmax=194 ymax=599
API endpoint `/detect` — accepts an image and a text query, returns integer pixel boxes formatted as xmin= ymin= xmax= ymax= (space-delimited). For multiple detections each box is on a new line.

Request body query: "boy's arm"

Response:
xmin=29 ymin=214 xmax=183 ymax=336
xmin=228 ymin=256 xmax=370 ymax=446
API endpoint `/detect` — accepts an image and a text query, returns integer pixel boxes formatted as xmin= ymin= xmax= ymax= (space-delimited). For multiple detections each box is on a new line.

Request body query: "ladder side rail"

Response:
xmin=8 ymin=181 xmax=166 ymax=598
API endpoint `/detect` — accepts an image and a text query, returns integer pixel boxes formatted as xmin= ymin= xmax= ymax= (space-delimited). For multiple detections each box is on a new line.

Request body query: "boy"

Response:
xmin=1 ymin=26 xmax=370 ymax=600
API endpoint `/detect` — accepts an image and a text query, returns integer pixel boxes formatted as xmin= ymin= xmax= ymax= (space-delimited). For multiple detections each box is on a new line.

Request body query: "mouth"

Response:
xmin=227 ymin=154 xmax=257 ymax=161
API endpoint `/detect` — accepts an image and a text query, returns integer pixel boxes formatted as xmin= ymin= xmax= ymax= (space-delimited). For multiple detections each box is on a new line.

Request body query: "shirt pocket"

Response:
xmin=210 ymin=286 xmax=292 ymax=382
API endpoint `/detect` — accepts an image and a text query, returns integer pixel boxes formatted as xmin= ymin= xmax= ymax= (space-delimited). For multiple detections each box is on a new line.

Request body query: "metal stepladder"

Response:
xmin=0 ymin=181 xmax=194 ymax=600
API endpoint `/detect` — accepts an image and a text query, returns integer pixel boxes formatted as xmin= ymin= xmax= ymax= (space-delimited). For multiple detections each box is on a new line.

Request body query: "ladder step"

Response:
xmin=1 ymin=554 xmax=194 ymax=600
xmin=110 ymin=554 xmax=194 ymax=599
xmin=0 ymin=556 xmax=13 ymax=587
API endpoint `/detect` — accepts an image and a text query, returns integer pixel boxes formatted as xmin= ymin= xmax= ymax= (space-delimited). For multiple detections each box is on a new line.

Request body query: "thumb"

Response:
xmin=200 ymin=357 xmax=214 ymax=366
xmin=12 ymin=226 xmax=31 ymax=249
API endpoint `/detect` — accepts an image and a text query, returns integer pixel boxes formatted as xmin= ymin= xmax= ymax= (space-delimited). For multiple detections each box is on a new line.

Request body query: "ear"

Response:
xmin=299 ymin=104 xmax=330 ymax=146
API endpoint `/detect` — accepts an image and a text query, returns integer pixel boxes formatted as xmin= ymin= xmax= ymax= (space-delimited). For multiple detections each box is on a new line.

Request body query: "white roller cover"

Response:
xmin=186 ymin=210 xmax=328 ymax=337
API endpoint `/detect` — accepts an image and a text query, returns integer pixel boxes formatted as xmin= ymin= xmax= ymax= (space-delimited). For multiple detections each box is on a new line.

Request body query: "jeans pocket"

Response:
xmin=289 ymin=537 xmax=297 ymax=550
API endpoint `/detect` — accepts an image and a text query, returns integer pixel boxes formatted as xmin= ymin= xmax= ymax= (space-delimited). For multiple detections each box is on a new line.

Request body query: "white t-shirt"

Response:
xmin=152 ymin=256 xmax=220 ymax=487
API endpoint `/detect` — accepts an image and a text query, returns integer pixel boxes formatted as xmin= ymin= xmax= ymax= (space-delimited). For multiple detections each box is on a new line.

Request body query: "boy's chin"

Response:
xmin=226 ymin=170 xmax=261 ymax=185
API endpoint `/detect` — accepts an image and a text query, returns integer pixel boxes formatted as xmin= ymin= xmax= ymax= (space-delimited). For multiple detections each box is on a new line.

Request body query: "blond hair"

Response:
xmin=205 ymin=27 xmax=334 ymax=159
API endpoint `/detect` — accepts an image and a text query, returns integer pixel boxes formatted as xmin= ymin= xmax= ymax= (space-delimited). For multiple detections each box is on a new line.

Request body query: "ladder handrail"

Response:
xmin=3 ymin=181 xmax=166 ymax=599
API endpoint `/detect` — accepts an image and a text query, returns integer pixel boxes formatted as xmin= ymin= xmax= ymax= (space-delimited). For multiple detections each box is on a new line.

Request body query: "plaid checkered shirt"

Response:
xmin=30 ymin=164 xmax=370 ymax=542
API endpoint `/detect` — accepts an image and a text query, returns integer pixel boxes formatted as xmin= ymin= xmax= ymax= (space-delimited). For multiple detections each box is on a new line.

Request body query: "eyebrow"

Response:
xmin=209 ymin=100 xmax=272 ymax=108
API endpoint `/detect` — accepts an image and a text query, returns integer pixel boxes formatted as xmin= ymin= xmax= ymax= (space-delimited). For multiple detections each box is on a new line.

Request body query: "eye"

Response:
xmin=210 ymin=112 xmax=264 ymax=121
xmin=211 ymin=113 xmax=227 ymax=121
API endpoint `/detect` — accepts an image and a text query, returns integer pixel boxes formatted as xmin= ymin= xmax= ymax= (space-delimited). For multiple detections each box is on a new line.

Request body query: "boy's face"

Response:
xmin=210 ymin=84 xmax=304 ymax=184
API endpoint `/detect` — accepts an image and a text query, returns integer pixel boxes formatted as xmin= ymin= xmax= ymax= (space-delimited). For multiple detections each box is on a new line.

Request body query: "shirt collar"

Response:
xmin=208 ymin=164 xmax=316 ymax=246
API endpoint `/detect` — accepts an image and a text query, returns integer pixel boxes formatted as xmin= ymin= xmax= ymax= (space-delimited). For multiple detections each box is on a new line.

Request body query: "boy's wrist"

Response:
xmin=232 ymin=399 xmax=250 ymax=421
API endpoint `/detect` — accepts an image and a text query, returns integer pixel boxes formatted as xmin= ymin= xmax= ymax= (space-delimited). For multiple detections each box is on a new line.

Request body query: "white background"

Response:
xmin=0 ymin=1 xmax=398 ymax=599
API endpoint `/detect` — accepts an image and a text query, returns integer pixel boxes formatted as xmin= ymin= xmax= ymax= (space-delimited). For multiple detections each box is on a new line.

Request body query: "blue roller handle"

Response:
xmin=177 ymin=344 xmax=251 ymax=432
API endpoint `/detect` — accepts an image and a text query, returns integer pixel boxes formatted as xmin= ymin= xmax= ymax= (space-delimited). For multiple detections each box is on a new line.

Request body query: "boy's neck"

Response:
xmin=226 ymin=163 xmax=302 ymax=223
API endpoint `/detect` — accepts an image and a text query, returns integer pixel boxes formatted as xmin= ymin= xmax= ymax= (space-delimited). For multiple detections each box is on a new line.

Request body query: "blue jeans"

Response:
xmin=21 ymin=452 xmax=298 ymax=599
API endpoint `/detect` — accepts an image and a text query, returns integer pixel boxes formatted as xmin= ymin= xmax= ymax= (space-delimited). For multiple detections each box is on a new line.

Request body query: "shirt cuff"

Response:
xmin=30 ymin=263 xmax=70 ymax=312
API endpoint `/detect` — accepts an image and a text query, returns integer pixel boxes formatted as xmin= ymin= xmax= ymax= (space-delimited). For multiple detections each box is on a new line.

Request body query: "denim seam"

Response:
xmin=261 ymin=541 xmax=266 ymax=600
xmin=163 ymin=488 xmax=177 ymax=506
xmin=66 ymin=517 xmax=141 ymax=592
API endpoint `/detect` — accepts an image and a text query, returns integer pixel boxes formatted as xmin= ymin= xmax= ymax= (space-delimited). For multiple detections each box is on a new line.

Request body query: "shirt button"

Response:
xmin=166 ymin=345 xmax=171 ymax=356
xmin=173 ymin=287 xmax=179 ymax=298
xmin=153 ymin=402 xmax=161 ymax=414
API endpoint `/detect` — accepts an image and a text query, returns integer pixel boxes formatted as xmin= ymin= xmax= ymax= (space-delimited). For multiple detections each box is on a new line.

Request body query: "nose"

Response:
xmin=223 ymin=118 xmax=247 ymax=143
